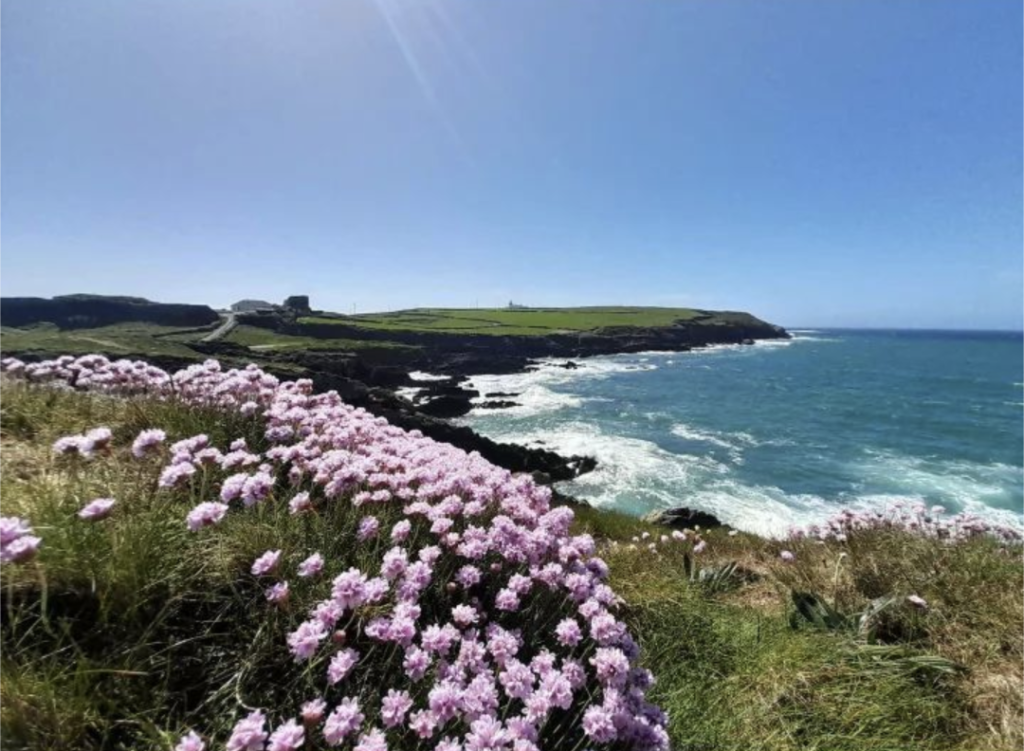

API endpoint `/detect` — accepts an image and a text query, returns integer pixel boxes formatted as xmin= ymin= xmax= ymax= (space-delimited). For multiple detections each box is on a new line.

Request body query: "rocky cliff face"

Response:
xmin=1 ymin=295 xmax=221 ymax=329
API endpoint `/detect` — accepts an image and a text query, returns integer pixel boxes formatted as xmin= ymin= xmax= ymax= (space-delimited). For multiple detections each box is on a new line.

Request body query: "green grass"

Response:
xmin=0 ymin=323 xmax=210 ymax=359
xmin=299 ymin=307 xmax=707 ymax=336
xmin=223 ymin=325 xmax=417 ymax=352
xmin=1 ymin=382 xmax=1020 ymax=750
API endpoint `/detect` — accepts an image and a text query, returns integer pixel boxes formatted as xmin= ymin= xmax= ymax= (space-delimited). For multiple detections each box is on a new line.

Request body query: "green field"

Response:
xmin=224 ymin=324 xmax=417 ymax=352
xmin=0 ymin=323 xmax=210 ymax=359
xmin=300 ymin=306 xmax=707 ymax=336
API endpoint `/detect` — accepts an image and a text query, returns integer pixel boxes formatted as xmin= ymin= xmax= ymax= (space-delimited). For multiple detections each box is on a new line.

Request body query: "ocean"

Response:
xmin=458 ymin=329 xmax=1024 ymax=537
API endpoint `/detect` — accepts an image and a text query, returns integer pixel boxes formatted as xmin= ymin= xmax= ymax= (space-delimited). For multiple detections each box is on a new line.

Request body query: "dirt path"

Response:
xmin=200 ymin=313 xmax=237 ymax=342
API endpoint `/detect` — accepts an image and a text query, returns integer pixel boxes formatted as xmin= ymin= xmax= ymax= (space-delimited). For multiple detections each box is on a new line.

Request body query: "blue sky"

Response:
xmin=2 ymin=1 xmax=1021 ymax=329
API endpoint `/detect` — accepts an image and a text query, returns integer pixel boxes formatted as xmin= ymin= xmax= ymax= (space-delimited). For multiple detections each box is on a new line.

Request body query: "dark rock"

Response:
xmin=550 ymin=488 xmax=589 ymax=507
xmin=0 ymin=295 xmax=220 ymax=329
xmin=363 ymin=392 xmax=596 ymax=483
xmin=366 ymin=366 xmax=408 ymax=388
xmin=476 ymin=400 xmax=519 ymax=410
xmin=421 ymin=384 xmax=479 ymax=399
xmin=416 ymin=395 xmax=474 ymax=419
xmin=485 ymin=391 xmax=521 ymax=398
xmin=642 ymin=506 xmax=725 ymax=529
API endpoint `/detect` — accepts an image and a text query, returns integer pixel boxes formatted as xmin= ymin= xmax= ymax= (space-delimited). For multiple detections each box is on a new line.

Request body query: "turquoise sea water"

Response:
xmin=458 ymin=330 xmax=1024 ymax=536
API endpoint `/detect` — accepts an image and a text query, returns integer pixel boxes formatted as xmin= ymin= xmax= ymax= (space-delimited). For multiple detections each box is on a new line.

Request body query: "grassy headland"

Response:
xmin=0 ymin=302 xmax=784 ymax=364
xmin=298 ymin=307 xmax=708 ymax=336
xmin=1 ymin=362 xmax=1020 ymax=751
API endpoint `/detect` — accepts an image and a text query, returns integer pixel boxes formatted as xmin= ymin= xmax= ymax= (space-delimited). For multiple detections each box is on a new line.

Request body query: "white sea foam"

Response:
xmin=854 ymin=450 xmax=1023 ymax=511
xmin=465 ymin=336 xmax=817 ymax=417
xmin=470 ymin=417 xmax=1023 ymax=538
xmin=790 ymin=334 xmax=843 ymax=342
xmin=670 ymin=423 xmax=746 ymax=451
xmin=479 ymin=387 xmax=585 ymax=418
xmin=408 ymin=371 xmax=451 ymax=382
xmin=463 ymin=358 xmax=657 ymax=418
xmin=395 ymin=386 xmax=424 ymax=401
xmin=507 ymin=422 xmax=835 ymax=537
xmin=695 ymin=341 xmax=790 ymax=354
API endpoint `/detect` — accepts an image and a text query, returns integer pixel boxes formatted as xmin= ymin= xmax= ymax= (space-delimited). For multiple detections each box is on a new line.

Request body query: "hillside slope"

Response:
xmin=1 ymin=355 xmax=1019 ymax=751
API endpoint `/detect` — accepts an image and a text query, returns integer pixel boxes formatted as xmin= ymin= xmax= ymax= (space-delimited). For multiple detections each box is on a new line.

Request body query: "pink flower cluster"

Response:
xmin=790 ymin=501 xmax=1023 ymax=545
xmin=1 ymin=354 xmax=669 ymax=750
xmin=1 ymin=516 xmax=41 ymax=564
xmin=52 ymin=426 xmax=114 ymax=458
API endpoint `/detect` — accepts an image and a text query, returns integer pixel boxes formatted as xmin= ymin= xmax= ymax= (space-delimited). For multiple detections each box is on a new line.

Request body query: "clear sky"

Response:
xmin=2 ymin=1 xmax=1021 ymax=329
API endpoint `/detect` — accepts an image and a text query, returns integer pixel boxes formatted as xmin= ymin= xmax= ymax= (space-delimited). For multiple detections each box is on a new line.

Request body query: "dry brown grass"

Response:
xmin=960 ymin=666 xmax=1024 ymax=751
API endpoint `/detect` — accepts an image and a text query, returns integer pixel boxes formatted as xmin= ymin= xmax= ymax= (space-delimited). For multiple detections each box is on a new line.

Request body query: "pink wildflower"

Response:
xmin=408 ymin=709 xmax=437 ymax=739
xmin=907 ymin=594 xmax=929 ymax=610
xmin=1 ymin=535 xmax=41 ymax=564
xmin=289 ymin=491 xmax=313 ymax=514
xmin=0 ymin=517 xmax=32 ymax=546
xmin=327 ymin=647 xmax=359 ymax=685
xmin=252 ymin=549 xmax=282 ymax=576
xmin=83 ymin=427 xmax=113 ymax=454
xmin=266 ymin=581 xmax=290 ymax=605
xmin=354 ymin=728 xmax=388 ymax=751
xmin=78 ymin=498 xmax=116 ymax=521
xmin=495 ymin=588 xmax=521 ymax=612
xmin=381 ymin=689 xmax=413 ymax=728
xmin=555 ymin=618 xmax=582 ymax=647
xmin=298 ymin=553 xmax=324 ymax=578
xmin=465 ymin=716 xmax=507 ymax=751
xmin=288 ymin=620 xmax=328 ymax=661
xmin=390 ymin=519 xmax=412 ymax=542
xmin=582 ymin=705 xmax=617 ymax=743
xmin=301 ymin=697 xmax=327 ymax=725
xmin=175 ymin=731 xmax=205 ymax=751
xmin=53 ymin=435 xmax=86 ymax=455
xmin=357 ymin=516 xmax=380 ymax=541
xmin=323 ymin=697 xmax=364 ymax=745
xmin=331 ymin=568 xmax=368 ymax=611
xmin=186 ymin=501 xmax=229 ymax=531
xmin=131 ymin=428 xmax=166 ymax=458
xmin=159 ymin=462 xmax=197 ymax=488
xmin=451 ymin=604 xmax=479 ymax=628
xmin=227 ymin=709 xmax=268 ymax=751
xmin=267 ymin=719 xmax=304 ymax=751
